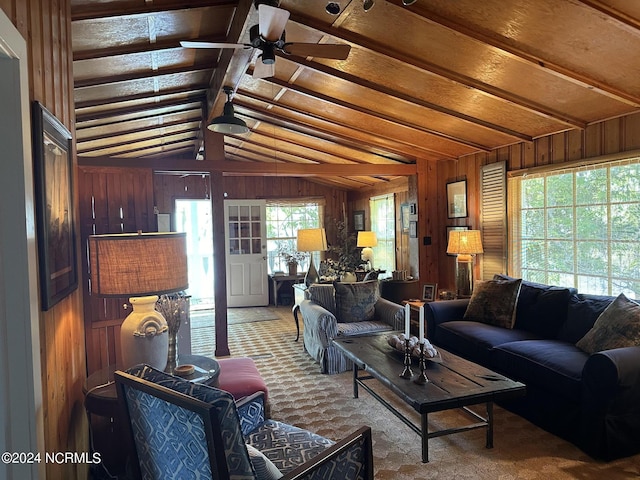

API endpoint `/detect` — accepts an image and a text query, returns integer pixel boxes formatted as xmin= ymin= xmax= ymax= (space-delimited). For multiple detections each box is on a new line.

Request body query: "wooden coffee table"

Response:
xmin=333 ymin=332 xmax=525 ymax=462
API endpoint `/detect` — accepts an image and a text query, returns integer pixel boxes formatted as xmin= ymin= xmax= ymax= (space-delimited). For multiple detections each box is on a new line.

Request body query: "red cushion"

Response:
xmin=216 ymin=357 xmax=268 ymax=402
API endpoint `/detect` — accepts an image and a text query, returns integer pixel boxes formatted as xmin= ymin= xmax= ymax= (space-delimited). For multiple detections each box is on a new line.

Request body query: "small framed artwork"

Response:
xmin=446 ymin=179 xmax=468 ymax=218
xmin=446 ymin=225 xmax=469 ymax=256
xmin=400 ymin=203 xmax=410 ymax=232
xmin=422 ymin=283 xmax=438 ymax=302
xmin=32 ymin=101 xmax=78 ymax=310
xmin=353 ymin=210 xmax=365 ymax=231
xmin=409 ymin=221 xmax=417 ymax=238
xmin=157 ymin=213 xmax=171 ymax=232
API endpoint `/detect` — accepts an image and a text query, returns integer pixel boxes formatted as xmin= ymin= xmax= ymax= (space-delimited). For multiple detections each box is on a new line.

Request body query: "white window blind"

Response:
xmin=480 ymin=162 xmax=507 ymax=280
xmin=508 ymin=157 xmax=640 ymax=298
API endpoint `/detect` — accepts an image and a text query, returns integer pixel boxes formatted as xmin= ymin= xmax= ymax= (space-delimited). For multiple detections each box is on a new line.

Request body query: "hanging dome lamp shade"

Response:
xmin=208 ymin=86 xmax=249 ymax=134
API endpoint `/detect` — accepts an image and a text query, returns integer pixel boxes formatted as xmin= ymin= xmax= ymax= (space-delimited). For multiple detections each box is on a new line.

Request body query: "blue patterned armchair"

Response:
xmin=115 ymin=364 xmax=373 ymax=480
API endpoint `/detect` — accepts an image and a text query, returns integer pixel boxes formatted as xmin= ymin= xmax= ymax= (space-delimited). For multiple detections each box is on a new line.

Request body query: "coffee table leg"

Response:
xmin=353 ymin=363 xmax=359 ymax=399
xmin=421 ymin=412 xmax=429 ymax=463
xmin=486 ymin=402 xmax=494 ymax=448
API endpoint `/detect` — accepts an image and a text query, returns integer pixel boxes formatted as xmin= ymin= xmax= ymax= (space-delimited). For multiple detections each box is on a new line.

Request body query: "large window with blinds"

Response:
xmin=370 ymin=194 xmax=395 ymax=277
xmin=508 ymin=157 xmax=640 ymax=299
xmin=266 ymin=199 xmax=324 ymax=274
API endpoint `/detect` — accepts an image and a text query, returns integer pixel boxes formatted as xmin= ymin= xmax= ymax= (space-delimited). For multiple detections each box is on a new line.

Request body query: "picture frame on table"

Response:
xmin=353 ymin=210 xmax=365 ymax=231
xmin=446 ymin=179 xmax=468 ymax=218
xmin=32 ymin=101 xmax=78 ymax=310
xmin=422 ymin=283 xmax=437 ymax=302
xmin=446 ymin=225 xmax=469 ymax=256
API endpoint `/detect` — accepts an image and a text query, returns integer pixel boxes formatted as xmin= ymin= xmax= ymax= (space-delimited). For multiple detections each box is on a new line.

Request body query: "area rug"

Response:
xmin=192 ymin=307 xmax=640 ymax=480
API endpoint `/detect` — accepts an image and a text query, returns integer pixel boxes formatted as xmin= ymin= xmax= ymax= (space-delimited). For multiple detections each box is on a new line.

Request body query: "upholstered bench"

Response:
xmin=217 ymin=357 xmax=271 ymax=417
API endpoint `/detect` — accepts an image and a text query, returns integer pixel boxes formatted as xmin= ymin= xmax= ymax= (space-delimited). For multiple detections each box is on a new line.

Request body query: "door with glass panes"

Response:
xmin=224 ymin=200 xmax=268 ymax=307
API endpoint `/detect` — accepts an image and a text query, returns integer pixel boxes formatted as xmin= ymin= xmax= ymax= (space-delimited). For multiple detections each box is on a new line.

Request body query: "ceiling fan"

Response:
xmin=180 ymin=1 xmax=351 ymax=79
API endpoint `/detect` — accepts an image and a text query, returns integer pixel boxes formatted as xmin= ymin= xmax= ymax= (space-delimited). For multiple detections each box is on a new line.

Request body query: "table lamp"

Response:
xmin=296 ymin=228 xmax=327 ymax=287
xmin=88 ymin=232 xmax=188 ymax=370
xmin=446 ymin=230 xmax=483 ymax=298
xmin=357 ymin=231 xmax=378 ymax=270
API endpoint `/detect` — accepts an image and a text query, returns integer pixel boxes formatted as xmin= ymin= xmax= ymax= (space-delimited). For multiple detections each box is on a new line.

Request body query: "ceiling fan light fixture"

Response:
xmin=208 ymin=87 xmax=249 ymax=135
xmin=363 ymin=0 xmax=375 ymax=11
xmin=261 ymin=44 xmax=276 ymax=65
xmin=325 ymin=2 xmax=341 ymax=15
xmin=402 ymin=0 xmax=417 ymax=5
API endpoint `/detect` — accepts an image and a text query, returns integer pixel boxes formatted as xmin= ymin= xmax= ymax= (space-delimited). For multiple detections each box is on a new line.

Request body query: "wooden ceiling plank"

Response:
xmin=78 ymin=126 xmax=201 ymax=153
xmin=262 ymin=70 xmax=493 ymax=152
xmin=75 ymin=97 xmax=205 ymax=123
xmin=74 ymin=85 xmax=209 ymax=109
xmin=72 ymin=35 xmax=226 ymax=61
xmin=77 ymin=117 xmax=202 ymax=143
xmin=74 ymin=64 xmax=215 ymax=88
xmin=384 ymin=0 xmax=640 ymax=108
xmin=76 ymin=107 xmax=202 ymax=132
xmin=284 ymin=55 xmax=533 ymax=143
xmin=235 ymin=90 xmax=460 ymax=159
xmin=71 ymin=0 xmax=237 ymax=21
xmin=87 ymin=136 xmax=199 ymax=157
xmin=288 ymin=14 xmax=588 ymax=130
xmin=576 ymin=0 xmax=640 ymax=32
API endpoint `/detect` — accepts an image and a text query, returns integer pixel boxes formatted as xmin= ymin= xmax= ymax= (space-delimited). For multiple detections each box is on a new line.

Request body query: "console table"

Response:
xmin=269 ymin=273 xmax=305 ymax=306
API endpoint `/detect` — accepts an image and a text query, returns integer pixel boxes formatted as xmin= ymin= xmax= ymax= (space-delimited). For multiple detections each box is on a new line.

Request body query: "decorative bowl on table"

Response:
xmin=387 ymin=334 xmax=442 ymax=362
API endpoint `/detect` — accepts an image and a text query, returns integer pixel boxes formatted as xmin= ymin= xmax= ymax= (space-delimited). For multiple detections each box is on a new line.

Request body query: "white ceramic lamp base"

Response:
xmin=120 ymin=295 xmax=169 ymax=370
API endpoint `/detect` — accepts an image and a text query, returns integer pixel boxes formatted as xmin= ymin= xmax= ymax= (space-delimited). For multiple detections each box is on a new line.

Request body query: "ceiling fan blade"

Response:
xmin=258 ymin=4 xmax=290 ymax=42
xmin=180 ymin=41 xmax=251 ymax=50
xmin=253 ymin=56 xmax=275 ymax=79
xmin=282 ymin=43 xmax=351 ymax=60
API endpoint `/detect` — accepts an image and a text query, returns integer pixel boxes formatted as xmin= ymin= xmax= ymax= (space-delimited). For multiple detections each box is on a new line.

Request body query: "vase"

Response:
xmin=288 ymin=263 xmax=297 ymax=276
xmin=341 ymin=271 xmax=357 ymax=282
xmin=167 ymin=329 xmax=178 ymax=371
xmin=120 ymin=295 xmax=169 ymax=370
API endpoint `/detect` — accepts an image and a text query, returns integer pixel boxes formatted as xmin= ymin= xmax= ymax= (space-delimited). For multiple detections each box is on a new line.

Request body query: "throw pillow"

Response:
xmin=246 ymin=444 xmax=283 ymax=480
xmin=463 ymin=278 xmax=522 ymax=329
xmin=307 ymin=284 xmax=337 ymax=315
xmin=576 ymin=293 xmax=640 ymax=354
xmin=334 ymin=280 xmax=379 ymax=323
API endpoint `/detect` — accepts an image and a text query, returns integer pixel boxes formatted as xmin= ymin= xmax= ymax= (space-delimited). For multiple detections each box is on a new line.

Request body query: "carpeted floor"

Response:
xmin=191 ymin=306 xmax=640 ymax=479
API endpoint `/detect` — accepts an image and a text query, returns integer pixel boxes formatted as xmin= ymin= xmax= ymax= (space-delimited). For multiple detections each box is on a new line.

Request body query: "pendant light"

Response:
xmin=208 ymin=86 xmax=249 ymax=134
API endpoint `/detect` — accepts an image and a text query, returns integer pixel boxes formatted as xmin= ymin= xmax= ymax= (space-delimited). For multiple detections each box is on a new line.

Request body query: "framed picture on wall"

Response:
xmin=353 ymin=210 xmax=365 ymax=231
xmin=400 ymin=203 xmax=410 ymax=232
xmin=32 ymin=101 xmax=78 ymax=310
xmin=446 ymin=225 xmax=469 ymax=255
xmin=446 ymin=180 xmax=468 ymax=218
xmin=409 ymin=221 xmax=417 ymax=238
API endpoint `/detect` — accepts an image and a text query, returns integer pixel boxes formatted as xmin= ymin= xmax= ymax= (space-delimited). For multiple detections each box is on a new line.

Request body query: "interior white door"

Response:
xmin=224 ymin=199 xmax=268 ymax=307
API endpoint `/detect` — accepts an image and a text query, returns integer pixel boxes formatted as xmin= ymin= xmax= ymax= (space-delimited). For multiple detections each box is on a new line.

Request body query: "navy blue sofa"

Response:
xmin=425 ymin=276 xmax=640 ymax=461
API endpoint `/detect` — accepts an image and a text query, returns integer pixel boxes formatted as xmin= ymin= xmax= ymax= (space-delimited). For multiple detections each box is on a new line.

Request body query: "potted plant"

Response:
xmin=278 ymin=246 xmax=307 ymax=276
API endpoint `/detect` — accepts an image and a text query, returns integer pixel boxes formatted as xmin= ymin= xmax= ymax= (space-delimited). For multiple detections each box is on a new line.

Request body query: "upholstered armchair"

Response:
xmin=115 ymin=364 xmax=373 ymax=480
xmin=301 ymin=281 xmax=404 ymax=374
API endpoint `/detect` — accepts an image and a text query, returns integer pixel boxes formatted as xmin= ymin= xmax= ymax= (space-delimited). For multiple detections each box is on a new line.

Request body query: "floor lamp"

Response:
xmin=89 ymin=232 xmax=189 ymax=370
xmin=446 ymin=230 xmax=483 ymax=298
xmin=296 ymin=228 xmax=327 ymax=287
xmin=357 ymin=231 xmax=378 ymax=270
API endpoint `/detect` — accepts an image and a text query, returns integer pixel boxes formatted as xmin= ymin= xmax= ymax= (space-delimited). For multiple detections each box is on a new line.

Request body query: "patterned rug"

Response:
xmin=192 ymin=307 xmax=640 ymax=480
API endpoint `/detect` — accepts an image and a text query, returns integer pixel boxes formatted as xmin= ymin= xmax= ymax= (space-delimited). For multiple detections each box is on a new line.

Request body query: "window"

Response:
xmin=508 ymin=157 xmax=640 ymax=299
xmin=266 ymin=199 xmax=324 ymax=274
xmin=370 ymin=194 xmax=395 ymax=277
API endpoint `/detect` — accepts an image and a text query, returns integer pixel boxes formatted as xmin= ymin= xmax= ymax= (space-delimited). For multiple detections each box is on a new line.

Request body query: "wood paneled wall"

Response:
xmin=0 ymin=1 xmax=88 ymax=479
xmin=428 ymin=112 xmax=640 ymax=292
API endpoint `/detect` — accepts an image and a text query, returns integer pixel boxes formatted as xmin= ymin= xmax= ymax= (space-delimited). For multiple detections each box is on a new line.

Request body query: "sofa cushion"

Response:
xmin=307 ymin=284 xmax=337 ymax=316
xmin=576 ymin=293 xmax=640 ymax=354
xmin=492 ymin=340 xmax=589 ymax=401
xmin=337 ymin=320 xmax=392 ymax=337
xmin=436 ymin=320 xmax=542 ymax=366
xmin=463 ymin=278 xmax=522 ymax=329
xmin=246 ymin=444 xmax=283 ymax=480
xmin=334 ymin=280 xmax=379 ymax=323
xmin=558 ymin=293 xmax=613 ymax=343
xmin=494 ymin=274 xmax=575 ymax=338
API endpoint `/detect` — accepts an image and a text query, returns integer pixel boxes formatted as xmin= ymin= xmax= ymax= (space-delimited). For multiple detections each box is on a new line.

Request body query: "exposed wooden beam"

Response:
xmin=71 ymin=0 xmax=236 ymax=21
xmin=75 ymin=97 xmax=205 ymax=123
xmin=74 ymin=64 xmax=214 ymax=89
xmin=384 ymin=0 xmax=640 ymax=108
xmin=77 ymin=117 xmax=202 ymax=143
xmin=288 ymin=14 xmax=588 ymax=130
xmin=576 ymin=0 xmax=640 ymax=33
xmin=79 ymin=131 xmax=199 ymax=157
xmin=78 ymin=126 xmax=201 ymax=153
xmin=281 ymin=55 xmax=533 ymax=143
xmin=74 ymin=85 xmax=209 ymax=109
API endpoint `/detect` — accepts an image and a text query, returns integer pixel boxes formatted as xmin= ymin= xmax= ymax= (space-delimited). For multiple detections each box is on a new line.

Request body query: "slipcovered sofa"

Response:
xmin=301 ymin=281 xmax=404 ymax=374
xmin=425 ymin=275 xmax=640 ymax=461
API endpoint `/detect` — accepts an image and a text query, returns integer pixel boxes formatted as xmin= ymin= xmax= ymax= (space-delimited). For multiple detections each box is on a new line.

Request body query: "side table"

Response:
xmin=84 ymin=354 xmax=220 ymax=476
xmin=269 ymin=273 xmax=305 ymax=306
xmin=292 ymin=282 xmax=308 ymax=341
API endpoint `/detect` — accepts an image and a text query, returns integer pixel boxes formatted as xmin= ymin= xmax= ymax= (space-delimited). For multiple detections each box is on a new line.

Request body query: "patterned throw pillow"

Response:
xmin=576 ymin=293 xmax=640 ymax=354
xmin=334 ymin=280 xmax=379 ymax=323
xmin=246 ymin=444 xmax=283 ymax=480
xmin=463 ymin=278 xmax=522 ymax=329
xmin=307 ymin=283 xmax=337 ymax=315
